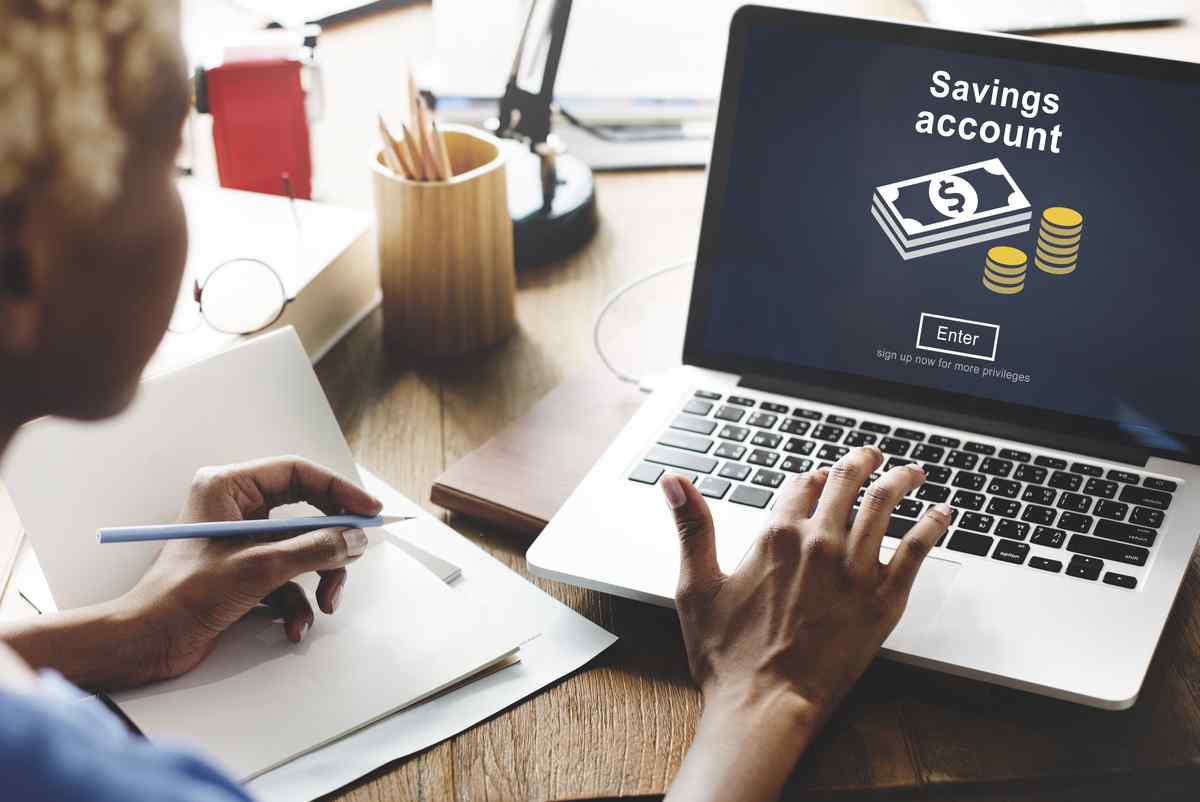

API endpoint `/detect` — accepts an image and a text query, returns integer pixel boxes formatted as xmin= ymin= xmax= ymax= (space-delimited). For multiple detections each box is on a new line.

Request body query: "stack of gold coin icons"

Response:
xmin=983 ymin=245 xmax=1028 ymax=295
xmin=1035 ymin=207 xmax=1083 ymax=275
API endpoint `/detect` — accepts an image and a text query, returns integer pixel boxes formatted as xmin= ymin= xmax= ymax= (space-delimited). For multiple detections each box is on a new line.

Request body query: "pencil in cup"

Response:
xmin=371 ymin=123 xmax=517 ymax=357
xmin=377 ymin=99 xmax=452 ymax=181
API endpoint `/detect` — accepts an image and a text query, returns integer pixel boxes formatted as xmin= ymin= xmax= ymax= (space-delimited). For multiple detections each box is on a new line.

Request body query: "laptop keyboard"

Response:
xmin=628 ymin=388 xmax=1184 ymax=591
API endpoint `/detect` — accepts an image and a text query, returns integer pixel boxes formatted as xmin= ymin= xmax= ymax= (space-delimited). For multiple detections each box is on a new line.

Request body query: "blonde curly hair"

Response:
xmin=0 ymin=0 xmax=183 ymax=214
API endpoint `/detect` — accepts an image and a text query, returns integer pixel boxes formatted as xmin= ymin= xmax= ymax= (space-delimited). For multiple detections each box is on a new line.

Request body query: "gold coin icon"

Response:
xmin=1042 ymin=222 xmax=1082 ymax=238
xmin=984 ymin=269 xmax=1025 ymax=286
xmin=983 ymin=276 xmax=1024 ymax=295
xmin=1036 ymin=240 xmax=1081 ymax=258
xmin=986 ymin=258 xmax=1029 ymax=276
xmin=987 ymin=245 xmax=1027 ymax=267
xmin=1034 ymin=257 xmax=1076 ymax=275
xmin=1036 ymin=206 xmax=1082 ymax=276
xmin=1042 ymin=207 xmax=1083 ymax=229
xmin=982 ymin=247 xmax=1027 ymax=295
xmin=1038 ymin=230 xmax=1082 ymax=247
xmin=1035 ymin=246 xmax=1078 ymax=266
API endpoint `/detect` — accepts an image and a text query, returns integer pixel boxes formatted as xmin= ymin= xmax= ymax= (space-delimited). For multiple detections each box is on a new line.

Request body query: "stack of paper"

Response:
xmin=0 ymin=328 xmax=614 ymax=794
xmin=120 ymin=536 xmax=526 ymax=779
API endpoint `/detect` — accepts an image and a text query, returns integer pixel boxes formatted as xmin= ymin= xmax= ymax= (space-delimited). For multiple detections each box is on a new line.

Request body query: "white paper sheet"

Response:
xmin=0 ymin=328 xmax=535 ymax=782
xmin=246 ymin=467 xmax=618 ymax=802
xmin=117 ymin=537 xmax=529 ymax=780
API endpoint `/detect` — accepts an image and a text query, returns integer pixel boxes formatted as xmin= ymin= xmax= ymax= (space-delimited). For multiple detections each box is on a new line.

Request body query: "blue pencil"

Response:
xmin=97 ymin=514 xmax=414 ymax=544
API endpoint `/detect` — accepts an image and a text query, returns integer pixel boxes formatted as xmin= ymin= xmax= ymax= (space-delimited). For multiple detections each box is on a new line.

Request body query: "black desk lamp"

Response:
xmin=490 ymin=0 xmax=597 ymax=266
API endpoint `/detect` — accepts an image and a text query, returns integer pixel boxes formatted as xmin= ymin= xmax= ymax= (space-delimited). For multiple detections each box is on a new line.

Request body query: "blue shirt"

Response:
xmin=0 ymin=671 xmax=252 ymax=802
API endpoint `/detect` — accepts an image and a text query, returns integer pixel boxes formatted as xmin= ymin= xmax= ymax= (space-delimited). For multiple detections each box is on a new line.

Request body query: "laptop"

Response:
xmin=527 ymin=5 xmax=1200 ymax=709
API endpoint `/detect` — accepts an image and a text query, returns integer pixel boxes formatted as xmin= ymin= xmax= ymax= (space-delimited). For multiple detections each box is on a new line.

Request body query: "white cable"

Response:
xmin=592 ymin=260 xmax=692 ymax=391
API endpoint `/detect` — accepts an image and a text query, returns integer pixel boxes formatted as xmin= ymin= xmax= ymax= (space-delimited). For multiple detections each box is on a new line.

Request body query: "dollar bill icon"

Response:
xmin=871 ymin=158 xmax=1032 ymax=260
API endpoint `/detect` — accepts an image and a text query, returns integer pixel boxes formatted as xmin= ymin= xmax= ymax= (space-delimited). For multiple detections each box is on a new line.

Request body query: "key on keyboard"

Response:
xmin=992 ymin=540 xmax=1029 ymax=564
xmin=645 ymin=446 xmax=717 ymax=474
xmin=747 ymin=412 xmax=778 ymax=429
xmin=911 ymin=444 xmax=944 ymax=462
xmin=718 ymin=425 xmax=749 ymax=442
xmin=751 ymin=432 xmax=782 ymax=449
xmin=671 ymin=414 xmax=716 ymax=435
xmin=715 ymin=406 xmax=745 ymax=422
xmin=719 ymin=462 xmax=752 ymax=481
xmin=714 ymin=443 xmax=746 ymax=460
xmin=780 ymin=419 xmax=810 ymax=435
xmin=945 ymin=451 xmax=978 ymax=469
xmin=747 ymin=449 xmax=779 ymax=467
xmin=752 ymin=469 xmax=785 ymax=489
xmin=658 ymin=431 xmax=713 ymax=454
xmin=812 ymin=425 xmax=844 ymax=442
xmin=730 ymin=485 xmax=772 ymax=508
xmin=1119 ymin=485 xmax=1172 ymax=510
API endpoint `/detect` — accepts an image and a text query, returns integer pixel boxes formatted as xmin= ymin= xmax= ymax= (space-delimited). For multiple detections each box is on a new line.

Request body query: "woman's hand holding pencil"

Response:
xmin=115 ymin=457 xmax=387 ymax=680
xmin=378 ymin=71 xmax=455 ymax=181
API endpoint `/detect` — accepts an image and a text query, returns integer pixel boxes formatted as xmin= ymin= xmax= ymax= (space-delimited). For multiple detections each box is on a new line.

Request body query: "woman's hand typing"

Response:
xmin=662 ymin=446 xmax=952 ymax=802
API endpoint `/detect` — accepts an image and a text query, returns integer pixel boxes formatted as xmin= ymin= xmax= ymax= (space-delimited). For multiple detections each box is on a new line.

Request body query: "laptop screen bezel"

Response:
xmin=682 ymin=4 xmax=1200 ymax=461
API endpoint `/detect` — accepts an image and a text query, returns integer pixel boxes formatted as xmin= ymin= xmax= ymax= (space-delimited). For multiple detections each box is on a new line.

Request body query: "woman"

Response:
xmin=0 ymin=2 xmax=950 ymax=801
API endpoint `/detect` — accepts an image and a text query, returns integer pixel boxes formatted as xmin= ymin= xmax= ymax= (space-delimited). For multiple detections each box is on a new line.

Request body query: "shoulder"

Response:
xmin=0 ymin=674 xmax=253 ymax=802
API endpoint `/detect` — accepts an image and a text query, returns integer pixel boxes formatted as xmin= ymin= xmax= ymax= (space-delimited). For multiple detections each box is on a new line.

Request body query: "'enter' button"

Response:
xmin=916 ymin=313 xmax=999 ymax=362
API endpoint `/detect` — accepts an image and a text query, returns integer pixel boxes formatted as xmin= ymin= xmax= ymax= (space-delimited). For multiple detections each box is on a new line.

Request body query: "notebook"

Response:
xmin=431 ymin=373 xmax=647 ymax=537
xmin=0 ymin=328 xmax=534 ymax=780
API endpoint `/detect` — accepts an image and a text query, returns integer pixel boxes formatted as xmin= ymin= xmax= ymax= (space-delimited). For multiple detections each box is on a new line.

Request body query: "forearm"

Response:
xmin=667 ymin=685 xmax=822 ymax=802
xmin=0 ymin=596 xmax=162 ymax=691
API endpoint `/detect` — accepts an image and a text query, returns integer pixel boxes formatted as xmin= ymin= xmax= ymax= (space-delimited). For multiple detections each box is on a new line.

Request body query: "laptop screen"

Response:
xmin=686 ymin=7 xmax=1200 ymax=456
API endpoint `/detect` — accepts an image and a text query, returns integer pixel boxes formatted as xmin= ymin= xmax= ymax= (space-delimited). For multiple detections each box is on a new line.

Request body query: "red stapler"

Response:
xmin=195 ymin=27 xmax=322 ymax=199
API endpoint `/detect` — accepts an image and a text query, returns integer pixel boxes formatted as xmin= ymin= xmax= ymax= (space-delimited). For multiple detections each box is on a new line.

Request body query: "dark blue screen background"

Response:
xmin=705 ymin=23 xmax=1200 ymax=441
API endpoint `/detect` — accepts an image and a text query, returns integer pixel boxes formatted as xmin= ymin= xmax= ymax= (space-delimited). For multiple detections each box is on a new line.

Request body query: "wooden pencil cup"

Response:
xmin=372 ymin=124 xmax=516 ymax=357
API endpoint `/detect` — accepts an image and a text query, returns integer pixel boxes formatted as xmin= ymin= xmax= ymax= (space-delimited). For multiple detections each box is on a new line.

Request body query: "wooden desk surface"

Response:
xmin=309 ymin=3 xmax=1200 ymax=800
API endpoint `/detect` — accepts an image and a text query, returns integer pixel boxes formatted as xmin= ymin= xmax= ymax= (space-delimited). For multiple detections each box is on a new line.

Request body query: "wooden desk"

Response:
xmin=304 ymin=3 xmax=1200 ymax=800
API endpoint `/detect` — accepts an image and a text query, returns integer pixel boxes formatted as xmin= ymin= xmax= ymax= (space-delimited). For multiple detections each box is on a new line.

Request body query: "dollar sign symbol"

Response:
xmin=937 ymin=179 xmax=967 ymax=214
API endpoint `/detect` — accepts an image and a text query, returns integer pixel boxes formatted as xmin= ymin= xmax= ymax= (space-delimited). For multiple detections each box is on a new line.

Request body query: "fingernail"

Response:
xmin=867 ymin=446 xmax=884 ymax=460
xmin=933 ymin=502 xmax=953 ymax=520
xmin=331 ymin=582 xmax=344 ymax=613
xmin=661 ymin=475 xmax=687 ymax=509
xmin=908 ymin=463 xmax=927 ymax=476
xmin=299 ymin=621 xmax=310 ymax=641
xmin=343 ymin=528 xmax=368 ymax=557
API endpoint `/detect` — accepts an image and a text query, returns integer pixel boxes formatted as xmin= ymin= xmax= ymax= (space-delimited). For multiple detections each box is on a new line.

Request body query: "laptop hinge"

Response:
xmin=740 ymin=373 xmax=1151 ymax=466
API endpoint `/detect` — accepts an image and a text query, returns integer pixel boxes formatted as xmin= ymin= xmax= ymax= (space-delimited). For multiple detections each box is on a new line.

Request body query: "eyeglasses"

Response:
xmin=168 ymin=258 xmax=291 ymax=335
xmin=168 ymin=174 xmax=301 ymax=337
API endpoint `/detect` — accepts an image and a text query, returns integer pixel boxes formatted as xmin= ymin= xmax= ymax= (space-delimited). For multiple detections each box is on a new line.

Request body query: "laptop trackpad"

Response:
xmin=880 ymin=550 xmax=961 ymax=650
